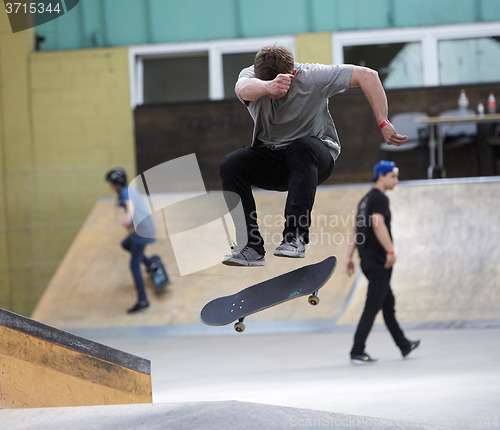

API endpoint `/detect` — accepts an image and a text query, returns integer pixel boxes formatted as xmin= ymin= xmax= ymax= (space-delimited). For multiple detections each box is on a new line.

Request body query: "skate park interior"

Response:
xmin=2 ymin=8 xmax=500 ymax=430
xmin=30 ymin=178 xmax=500 ymax=331
xmin=3 ymin=177 xmax=500 ymax=429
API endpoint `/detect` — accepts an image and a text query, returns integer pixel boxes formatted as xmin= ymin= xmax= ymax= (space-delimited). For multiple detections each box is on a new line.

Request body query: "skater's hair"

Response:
xmin=254 ymin=46 xmax=294 ymax=81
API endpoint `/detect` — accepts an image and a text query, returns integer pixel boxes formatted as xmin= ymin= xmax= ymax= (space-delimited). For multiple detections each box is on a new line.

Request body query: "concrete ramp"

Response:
xmin=32 ymin=178 xmax=500 ymax=331
xmin=337 ymin=177 xmax=500 ymax=327
xmin=0 ymin=400 xmax=453 ymax=430
xmin=31 ymin=188 xmax=365 ymax=329
xmin=0 ymin=308 xmax=151 ymax=408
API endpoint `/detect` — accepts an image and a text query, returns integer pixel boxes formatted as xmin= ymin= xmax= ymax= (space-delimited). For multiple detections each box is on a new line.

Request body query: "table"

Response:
xmin=415 ymin=113 xmax=500 ymax=178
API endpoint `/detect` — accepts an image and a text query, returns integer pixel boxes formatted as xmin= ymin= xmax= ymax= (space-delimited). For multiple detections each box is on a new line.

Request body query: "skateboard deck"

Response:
xmin=200 ymin=255 xmax=337 ymax=332
xmin=149 ymin=255 xmax=169 ymax=294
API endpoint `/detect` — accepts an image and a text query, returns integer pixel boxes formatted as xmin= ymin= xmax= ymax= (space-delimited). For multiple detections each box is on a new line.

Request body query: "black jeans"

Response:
xmin=219 ymin=136 xmax=334 ymax=254
xmin=351 ymin=257 xmax=410 ymax=355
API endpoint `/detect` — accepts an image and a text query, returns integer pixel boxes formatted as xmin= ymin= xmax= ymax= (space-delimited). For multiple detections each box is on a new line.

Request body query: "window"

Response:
xmin=438 ymin=36 xmax=500 ymax=86
xmin=129 ymin=37 xmax=294 ymax=107
xmin=343 ymin=42 xmax=423 ymax=88
xmin=333 ymin=22 xmax=500 ymax=89
xmin=143 ymin=54 xmax=209 ymax=103
xmin=222 ymin=52 xmax=257 ymax=99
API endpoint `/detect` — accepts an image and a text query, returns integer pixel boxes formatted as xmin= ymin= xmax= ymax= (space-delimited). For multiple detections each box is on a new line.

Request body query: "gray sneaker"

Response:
xmin=273 ymin=236 xmax=305 ymax=258
xmin=222 ymin=245 xmax=265 ymax=267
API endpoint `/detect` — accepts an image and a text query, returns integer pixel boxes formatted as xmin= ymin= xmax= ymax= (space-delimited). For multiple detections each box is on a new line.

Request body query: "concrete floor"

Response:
xmin=119 ymin=325 xmax=500 ymax=428
xmin=2 ymin=323 xmax=498 ymax=430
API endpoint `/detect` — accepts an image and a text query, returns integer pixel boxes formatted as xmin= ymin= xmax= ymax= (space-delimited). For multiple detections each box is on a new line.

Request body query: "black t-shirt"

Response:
xmin=355 ymin=188 xmax=392 ymax=263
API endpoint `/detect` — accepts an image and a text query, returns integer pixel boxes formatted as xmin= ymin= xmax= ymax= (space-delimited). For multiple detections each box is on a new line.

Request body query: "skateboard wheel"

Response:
xmin=234 ymin=322 xmax=246 ymax=333
xmin=308 ymin=295 xmax=320 ymax=306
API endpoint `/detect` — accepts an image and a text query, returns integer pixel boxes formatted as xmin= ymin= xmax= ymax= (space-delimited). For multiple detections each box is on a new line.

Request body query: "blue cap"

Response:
xmin=372 ymin=160 xmax=398 ymax=181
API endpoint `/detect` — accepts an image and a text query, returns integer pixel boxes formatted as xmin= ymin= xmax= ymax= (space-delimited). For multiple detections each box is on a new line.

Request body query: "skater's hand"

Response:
xmin=346 ymin=258 xmax=355 ymax=277
xmin=266 ymin=73 xmax=295 ymax=99
xmin=122 ymin=216 xmax=133 ymax=230
xmin=384 ymin=252 xmax=396 ymax=268
xmin=381 ymin=122 xmax=408 ymax=147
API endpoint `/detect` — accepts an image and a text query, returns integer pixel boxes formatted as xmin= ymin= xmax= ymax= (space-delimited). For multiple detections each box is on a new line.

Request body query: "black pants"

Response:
xmin=219 ymin=136 xmax=334 ymax=254
xmin=351 ymin=257 xmax=410 ymax=355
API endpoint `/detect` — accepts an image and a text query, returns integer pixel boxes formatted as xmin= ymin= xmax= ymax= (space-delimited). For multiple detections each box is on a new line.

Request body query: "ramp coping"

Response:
xmin=0 ymin=308 xmax=150 ymax=374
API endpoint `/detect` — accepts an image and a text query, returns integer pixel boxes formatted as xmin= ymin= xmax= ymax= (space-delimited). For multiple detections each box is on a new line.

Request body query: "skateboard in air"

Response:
xmin=200 ymin=255 xmax=337 ymax=332
xmin=148 ymin=255 xmax=170 ymax=294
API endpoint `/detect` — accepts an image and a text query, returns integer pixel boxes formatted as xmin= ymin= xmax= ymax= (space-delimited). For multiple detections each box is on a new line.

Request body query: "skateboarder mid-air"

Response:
xmin=105 ymin=168 xmax=169 ymax=314
xmin=345 ymin=161 xmax=420 ymax=364
xmin=220 ymin=45 xmax=408 ymax=267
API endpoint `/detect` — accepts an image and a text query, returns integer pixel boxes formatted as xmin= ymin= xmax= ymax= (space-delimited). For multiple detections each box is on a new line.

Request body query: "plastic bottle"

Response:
xmin=487 ymin=92 xmax=496 ymax=114
xmin=477 ymin=103 xmax=484 ymax=116
xmin=458 ymin=89 xmax=469 ymax=114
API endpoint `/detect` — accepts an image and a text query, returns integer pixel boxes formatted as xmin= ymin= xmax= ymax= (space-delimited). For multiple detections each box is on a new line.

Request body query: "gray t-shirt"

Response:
xmin=236 ymin=63 xmax=354 ymax=160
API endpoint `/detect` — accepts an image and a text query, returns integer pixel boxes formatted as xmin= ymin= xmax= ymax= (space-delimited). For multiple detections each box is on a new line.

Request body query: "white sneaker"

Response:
xmin=273 ymin=236 xmax=305 ymax=258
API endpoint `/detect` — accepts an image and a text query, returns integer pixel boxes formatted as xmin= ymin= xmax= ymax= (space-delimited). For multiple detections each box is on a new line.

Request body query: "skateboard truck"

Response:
xmin=232 ymin=291 xmax=319 ymax=333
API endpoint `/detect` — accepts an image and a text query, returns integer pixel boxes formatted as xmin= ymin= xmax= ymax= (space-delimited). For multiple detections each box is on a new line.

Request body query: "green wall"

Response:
xmin=36 ymin=0 xmax=500 ymax=51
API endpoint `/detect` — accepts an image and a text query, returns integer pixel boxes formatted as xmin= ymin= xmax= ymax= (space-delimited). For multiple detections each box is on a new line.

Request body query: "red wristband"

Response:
xmin=387 ymin=251 xmax=395 ymax=255
xmin=379 ymin=119 xmax=390 ymax=129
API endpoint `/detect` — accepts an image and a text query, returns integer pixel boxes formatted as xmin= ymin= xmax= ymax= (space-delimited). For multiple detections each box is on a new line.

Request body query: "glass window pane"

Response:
xmin=343 ymin=42 xmax=423 ymax=89
xmin=143 ymin=54 xmax=209 ymax=104
xmin=438 ymin=37 xmax=500 ymax=86
xmin=222 ymin=52 xmax=257 ymax=99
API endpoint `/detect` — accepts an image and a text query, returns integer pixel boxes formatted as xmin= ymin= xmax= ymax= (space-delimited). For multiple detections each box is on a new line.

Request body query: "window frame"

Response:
xmin=128 ymin=36 xmax=295 ymax=107
xmin=332 ymin=22 xmax=500 ymax=88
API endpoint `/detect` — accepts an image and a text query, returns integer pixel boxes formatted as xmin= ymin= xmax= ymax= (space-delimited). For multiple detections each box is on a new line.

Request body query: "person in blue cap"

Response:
xmin=345 ymin=161 xmax=420 ymax=364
